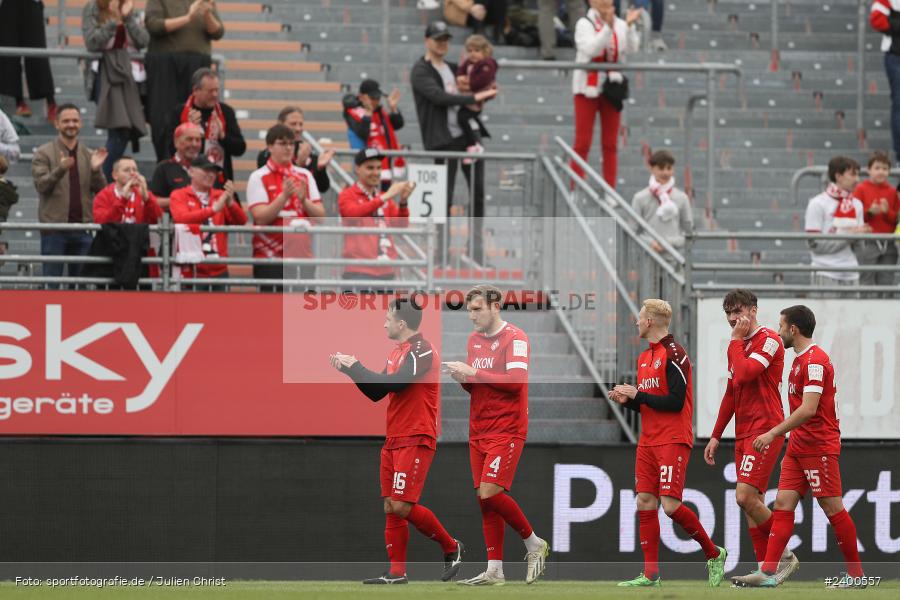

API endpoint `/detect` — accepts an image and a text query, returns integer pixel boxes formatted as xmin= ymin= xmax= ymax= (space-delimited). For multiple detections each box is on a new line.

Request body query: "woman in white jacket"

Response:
xmin=571 ymin=0 xmax=641 ymax=187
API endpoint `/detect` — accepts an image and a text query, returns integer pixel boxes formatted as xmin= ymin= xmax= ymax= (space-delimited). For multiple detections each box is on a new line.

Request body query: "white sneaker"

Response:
xmin=525 ymin=538 xmax=550 ymax=584
xmin=775 ymin=551 xmax=800 ymax=584
xmin=458 ymin=570 xmax=505 ymax=586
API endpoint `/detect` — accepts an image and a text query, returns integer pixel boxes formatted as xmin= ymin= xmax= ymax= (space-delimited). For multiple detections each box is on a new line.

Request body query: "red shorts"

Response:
xmin=734 ymin=435 xmax=785 ymax=493
xmin=778 ymin=453 xmax=843 ymax=498
xmin=469 ymin=436 xmax=525 ymax=490
xmin=379 ymin=444 xmax=435 ymax=503
xmin=635 ymin=443 xmax=691 ymax=500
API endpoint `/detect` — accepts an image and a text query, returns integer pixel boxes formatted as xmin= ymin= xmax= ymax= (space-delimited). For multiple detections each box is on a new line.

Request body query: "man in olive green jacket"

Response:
xmin=31 ymin=103 xmax=107 ymax=280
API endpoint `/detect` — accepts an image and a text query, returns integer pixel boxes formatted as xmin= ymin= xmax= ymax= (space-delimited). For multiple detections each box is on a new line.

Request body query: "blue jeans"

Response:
xmin=885 ymin=53 xmax=900 ymax=162
xmin=103 ymin=128 xmax=131 ymax=182
xmin=40 ymin=231 xmax=93 ymax=284
xmin=615 ymin=0 xmax=664 ymax=31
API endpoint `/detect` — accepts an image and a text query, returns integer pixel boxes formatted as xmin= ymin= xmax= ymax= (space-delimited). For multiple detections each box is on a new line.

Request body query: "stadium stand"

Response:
xmin=0 ymin=0 xmax=893 ymax=444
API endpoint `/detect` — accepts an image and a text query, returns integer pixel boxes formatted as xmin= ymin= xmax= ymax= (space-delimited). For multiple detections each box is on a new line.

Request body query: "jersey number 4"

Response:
xmin=489 ymin=456 xmax=502 ymax=474
xmin=393 ymin=472 xmax=407 ymax=491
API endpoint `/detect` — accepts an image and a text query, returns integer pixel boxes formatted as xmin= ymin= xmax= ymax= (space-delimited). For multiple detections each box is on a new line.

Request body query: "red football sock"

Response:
xmin=384 ymin=514 xmax=409 ymax=576
xmin=479 ymin=497 xmax=506 ymax=560
xmin=750 ymin=514 xmax=774 ymax=564
xmin=638 ymin=509 xmax=660 ymax=580
xmin=762 ymin=509 xmax=794 ymax=574
xmin=671 ymin=504 xmax=719 ymax=559
xmin=481 ymin=493 xmax=533 ymax=538
xmin=406 ymin=504 xmax=457 ymax=555
xmin=828 ymin=509 xmax=864 ymax=577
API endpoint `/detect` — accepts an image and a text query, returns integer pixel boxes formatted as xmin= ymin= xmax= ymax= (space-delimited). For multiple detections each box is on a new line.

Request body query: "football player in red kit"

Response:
xmin=611 ymin=299 xmax=727 ymax=587
xmin=330 ymin=299 xmax=464 ymax=584
xmin=703 ymin=289 xmax=798 ymax=581
xmin=733 ymin=305 xmax=863 ymax=587
xmin=443 ymin=284 xmax=550 ymax=586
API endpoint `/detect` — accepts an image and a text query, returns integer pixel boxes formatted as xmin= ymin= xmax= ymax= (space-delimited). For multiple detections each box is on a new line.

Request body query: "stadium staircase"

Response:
xmin=0 ymin=0 xmax=889 ymax=443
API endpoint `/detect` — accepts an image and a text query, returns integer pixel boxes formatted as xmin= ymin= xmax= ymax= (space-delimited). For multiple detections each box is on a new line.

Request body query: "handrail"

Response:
xmin=692 ymin=231 xmax=899 ymax=242
xmin=790 ymin=165 xmax=900 ymax=205
xmin=331 ymin=148 xmax=540 ymax=161
xmin=496 ymin=59 xmax=741 ymax=75
xmin=301 ymin=130 xmax=354 ymax=188
xmin=0 ymin=222 xmax=424 ymax=236
xmin=552 ymin=155 xmax=685 ymax=284
xmin=0 ymin=46 xmax=227 ymax=89
xmin=541 ymin=155 xmax=639 ymax=444
xmin=554 ymin=136 xmax=687 ymax=267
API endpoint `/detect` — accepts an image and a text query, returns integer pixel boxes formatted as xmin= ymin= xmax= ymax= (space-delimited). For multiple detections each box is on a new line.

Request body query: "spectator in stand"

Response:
xmin=169 ymin=155 xmax=245 ymax=286
xmin=339 ymin=148 xmax=415 ymax=290
xmin=615 ymin=0 xmax=665 ymax=52
xmin=344 ymin=80 xmax=406 ymax=191
xmin=0 ymin=155 xmax=18 ymax=256
xmin=629 ymin=150 xmax=693 ymax=260
xmin=0 ymin=107 xmax=21 ymax=163
xmin=165 ymin=67 xmax=245 ymax=184
xmin=83 ymin=0 xmax=150 ymax=182
xmin=871 ymin=0 xmax=900 ymax=163
xmin=256 ymin=106 xmax=333 ymax=195
xmin=93 ymin=156 xmax=162 ymax=225
xmin=0 ymin=0 xmax=57 ymax=120
xmin=457 ymin=34 xmax=498 ymax=157
xmin=538 ymin=0 xmax=584 ymax=60
xmin=247 ymin=124 xmax=325 ymax=290
xmin=411 ymin=21 xmax=497 ymax=264
xmin=150 ymin=123 xmax=206 ymax=209
xmin=444 ymin=0 xmax=508 ymax=44
xmin=853 ymin=150 xmax=899 ymax=286
xmin=32 ymin=103 xmax=108 ymax=280
xmin=145 ymin=0 xmax=224 ymax=161
xmin=806 ymin=156 xmax=869 ymax=287
xmin=571 ymin=0 xmax=641 ymax=188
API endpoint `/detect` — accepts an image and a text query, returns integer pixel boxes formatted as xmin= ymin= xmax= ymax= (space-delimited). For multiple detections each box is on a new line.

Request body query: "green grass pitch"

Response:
xmin=2 ymin=580 xmax=898 ymax=599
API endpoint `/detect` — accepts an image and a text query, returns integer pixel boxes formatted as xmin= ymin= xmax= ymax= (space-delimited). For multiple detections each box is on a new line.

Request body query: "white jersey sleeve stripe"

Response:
xmin=750 ymin=353 xmax=770 ymax=368
xmin=506 ymin=361 xmax=528 ymax=371
xmin=803 ymin=385 xmax=824 ymax=394
xmin=671 ymin=362 xmax=687 ymax=385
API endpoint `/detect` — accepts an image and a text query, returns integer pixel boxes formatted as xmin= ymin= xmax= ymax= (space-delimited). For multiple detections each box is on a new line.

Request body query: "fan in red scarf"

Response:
xmin=344 ymin=79 xmax=406 ymax=190
xmin=246 ymin=124 xmax=324 ymax=286
xmin=93 ymin=157 xmax=161 ymax=225
xmin=168 ymin=68 xmax=246 ymax=184
xmin=804 ymin=156 xmax=869 ymax=284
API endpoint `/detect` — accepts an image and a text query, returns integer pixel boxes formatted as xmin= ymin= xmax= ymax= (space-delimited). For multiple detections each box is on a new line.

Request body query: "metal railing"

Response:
xmin=0 ymin=219 xmax=435 ymax=291
xmin=790 ymin=165 xmax=900 ymax=205
xmin=0 ymin=47 xmax=227 ymax=90
xmin=497 ymin=60 xmax=741 ymax=214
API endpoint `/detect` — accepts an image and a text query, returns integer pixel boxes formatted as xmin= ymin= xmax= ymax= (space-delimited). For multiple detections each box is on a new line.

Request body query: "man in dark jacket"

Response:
xmin=344 ymin=79 xmax=405 ymax=190
xmin=164 ymin=68 xmax=245 ymax=183
xmin=411 ymin=21 xmax=497 ymax=265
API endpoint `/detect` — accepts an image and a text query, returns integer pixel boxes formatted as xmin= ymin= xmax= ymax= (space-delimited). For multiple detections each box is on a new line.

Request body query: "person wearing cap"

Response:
xmin=247 ymin=123 xmax=325 ymax=290
xmin=169 ymin=155 xmax=246 ymax=284
xmin=338 ymin=148 xmax=416 ymax=290
xmin=149 ymin=122 xmax=210 ymax=209
xmin=344 ymin=79 xmax=406 ymax=191
xmin=411 ymin=20 xmax=497 ymax=265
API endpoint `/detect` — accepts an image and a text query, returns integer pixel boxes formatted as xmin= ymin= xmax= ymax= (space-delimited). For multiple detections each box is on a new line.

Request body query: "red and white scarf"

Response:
xmin=180 ymin=95 xmax=226 ymax=169
xmin=585 ymin=11 xmax=619 ymax=95
xmin=115 ymin=186 xmax=139 ymax=223
xmin=825 ymin=182 xmax=859 ymax=228
xmin=649 ymin=176 xmax=679 ymax=221
xmin=265 ymin=158 xmax=308 ymax=214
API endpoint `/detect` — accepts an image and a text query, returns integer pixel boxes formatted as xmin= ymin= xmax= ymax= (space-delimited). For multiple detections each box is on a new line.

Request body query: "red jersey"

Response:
xmin=786 ymin=343 xmax=841 ymax=457
xmin=245 ymin=161 xmax=322 ymax=258
xmin=169 ymin=186 xmax=247 ymax=277
xmin=382 ymin=333 xmax=440 ymax=449
xmin=852 ymin=179 xmax=900 ymax=234
xmin=463 ymin=321 xmax=529 ymax=440
xmin=338 ymin=182 xmax=409 ymax=277
xmin=712 ymin=326 xmax=785 ymax=440
xmin=635 ymin=334 xmax=693 ymax=447
xmin=93 ymin=184 xmax=162 ymax=225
